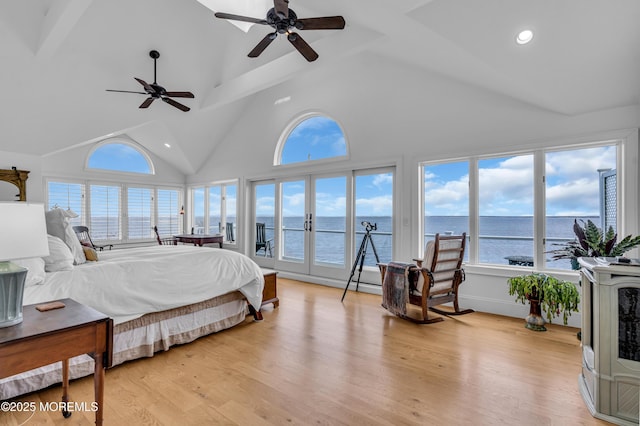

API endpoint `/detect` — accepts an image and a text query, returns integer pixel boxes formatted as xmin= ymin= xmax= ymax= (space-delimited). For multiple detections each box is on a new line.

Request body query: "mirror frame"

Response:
xmin=0 ymin=168 xmax=29 ymax=201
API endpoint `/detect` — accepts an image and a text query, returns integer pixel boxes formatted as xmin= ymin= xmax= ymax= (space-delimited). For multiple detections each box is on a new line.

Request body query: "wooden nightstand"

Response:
xmin=261 ymin=269 xmax=279 ymax=308
xmin=0 ymin=298 xmax=112 ymax=426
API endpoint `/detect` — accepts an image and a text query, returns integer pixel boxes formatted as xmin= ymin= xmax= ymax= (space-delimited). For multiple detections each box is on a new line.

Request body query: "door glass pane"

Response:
xmin=255 ymin=183 xmax=275 ymax=257
xmin=314 ymin=176 xmax=346 ymax=266
xmin=545 ymin=145 xmax=616 ymax=270
xmin=478 ymin=155 xmax=534 ymax=265
xmin=355 ymin=172 xmax=393 ymax=267
xmin=281 ymin=180 xmax=306 ymax=262
xmin=192 ymin=187 xmax=205 ymax=234
xmin=225 ymin=184 xmax=237 ymax=241
xmin=423 ymin=161 xmax=469 ymax=261
xmin=208 ymin=186 xmax=221 ymax=234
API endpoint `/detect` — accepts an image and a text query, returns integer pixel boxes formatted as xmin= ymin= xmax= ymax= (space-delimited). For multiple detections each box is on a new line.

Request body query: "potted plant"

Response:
xmin=507 ymin=272 xmax=580 ymax=331
xmin=547 ymin=219 xmax=640 ymax=269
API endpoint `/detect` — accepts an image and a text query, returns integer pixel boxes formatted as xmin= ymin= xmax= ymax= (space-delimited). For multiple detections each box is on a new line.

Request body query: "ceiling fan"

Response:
xmin=106 ymin=50 xmax=194 ymax=112
xmin=214 ymin=0 xmax=345 ymax=62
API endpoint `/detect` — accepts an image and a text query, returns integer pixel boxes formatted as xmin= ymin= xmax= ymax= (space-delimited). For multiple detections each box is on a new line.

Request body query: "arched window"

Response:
xmin=277 ymin=114 xmax=347 ymax=165
xmin=87 ymin=140 xmax=153 ymax=174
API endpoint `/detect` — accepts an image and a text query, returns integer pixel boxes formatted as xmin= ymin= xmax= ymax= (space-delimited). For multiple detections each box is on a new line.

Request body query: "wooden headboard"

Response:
xmin=0 ymin=168 xmax=29 ymax=201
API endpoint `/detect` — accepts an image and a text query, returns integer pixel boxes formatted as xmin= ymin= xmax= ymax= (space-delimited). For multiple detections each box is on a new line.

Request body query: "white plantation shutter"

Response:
xmin=90 ymin=184 xmax=121 ymax=241
xmin=128 ymin=187 xmax=153 ymax=239
xmin=47 ymin=181 xmax=84 ymax=227
xmin=157 ymin=189 xmax=181 ymax=235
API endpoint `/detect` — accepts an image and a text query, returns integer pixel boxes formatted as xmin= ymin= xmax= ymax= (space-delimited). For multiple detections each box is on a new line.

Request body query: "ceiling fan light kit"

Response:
xmin=215 ymin=0 xmax=345 ymax=62
xmin=106 ymin=50 xmax=195 ymax=112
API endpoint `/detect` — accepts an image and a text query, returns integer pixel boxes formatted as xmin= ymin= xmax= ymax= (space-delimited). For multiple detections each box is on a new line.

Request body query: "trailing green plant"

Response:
xmin=547 ymin=219 xmax=640 ymax=263
xmin=508 ymin=272 xmax=580 ymax=325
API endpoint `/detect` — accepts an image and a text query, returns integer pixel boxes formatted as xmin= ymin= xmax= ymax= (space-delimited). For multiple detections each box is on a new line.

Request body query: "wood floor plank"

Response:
xmin=1 ymin=278 xmax=612 ymax=425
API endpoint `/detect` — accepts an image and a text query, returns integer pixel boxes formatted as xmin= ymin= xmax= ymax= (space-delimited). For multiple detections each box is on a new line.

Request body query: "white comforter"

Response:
xmin=23 ymin=245 xmax=264 ymax=324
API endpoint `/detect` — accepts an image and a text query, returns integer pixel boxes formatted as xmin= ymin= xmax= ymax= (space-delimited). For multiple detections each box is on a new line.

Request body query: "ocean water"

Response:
xmin=253 ymin=215 xmax=598 ymax=270
xmin=95 ymin=215 xmax=598 ymax=270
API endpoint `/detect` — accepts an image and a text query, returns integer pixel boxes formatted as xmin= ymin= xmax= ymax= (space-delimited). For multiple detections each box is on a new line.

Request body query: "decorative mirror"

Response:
xmin=0 ymin=168 xmax=29 ymax=201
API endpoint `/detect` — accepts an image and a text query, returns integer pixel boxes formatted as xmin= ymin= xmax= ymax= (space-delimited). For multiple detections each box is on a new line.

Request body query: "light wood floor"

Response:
xmin=2 ymin=279 xmax=612 ymax=425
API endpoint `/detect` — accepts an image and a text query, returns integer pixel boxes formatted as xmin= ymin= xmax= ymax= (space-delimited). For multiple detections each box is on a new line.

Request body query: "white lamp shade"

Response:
xmin=0 ymin=202 xmax=50 ymax=261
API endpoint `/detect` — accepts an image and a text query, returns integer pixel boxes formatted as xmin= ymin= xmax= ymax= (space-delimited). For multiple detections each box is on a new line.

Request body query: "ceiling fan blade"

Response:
xmin=139 ymin=98 xmax=154 ymax=108
xmin=248 ymin=33 xmax=277 ymax=58
xmin=165 ymin=91 xmax=195 ymax=98
xmin=162 ymin=97 xmax=190 ymax=112
xmin=287 ymin=32 xmax=319 ymax=62
xmin=295 ymin=16 xmax=346 ymax=30
xmin=134 ymin=77 xmax=155 ymax=93
xmin=106 ymin=89 xmax=147 ymax=95
xmin=273 ymin=0 xmax=289 ymax=18
xmin=214 ymin=12 xmax=267 ymax=25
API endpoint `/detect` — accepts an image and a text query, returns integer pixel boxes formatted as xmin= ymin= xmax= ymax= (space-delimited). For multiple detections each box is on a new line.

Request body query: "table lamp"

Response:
xmin=0 ymin=202 xmax=49 ymax=327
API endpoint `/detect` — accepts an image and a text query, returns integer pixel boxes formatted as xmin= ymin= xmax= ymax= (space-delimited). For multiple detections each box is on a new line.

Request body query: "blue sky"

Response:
xmin=281 ymin=116 xmax=346 ymax=163
xmin=89 ymin=143 xmax=150 ymax=173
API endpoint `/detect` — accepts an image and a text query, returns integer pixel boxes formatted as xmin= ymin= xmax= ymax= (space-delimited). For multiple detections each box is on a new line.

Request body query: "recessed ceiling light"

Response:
xmin=164 ymin=143 xmax=171 ymax=148
xmin=516 ymin=29 xmax=534 ymax=45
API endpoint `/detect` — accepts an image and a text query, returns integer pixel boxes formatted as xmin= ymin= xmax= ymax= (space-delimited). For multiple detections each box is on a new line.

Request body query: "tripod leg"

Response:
xmin=369 ymin=234 xmax=380 ymax=264
xmin=341 ymin=234 xmax=368 ymax=302
xmin=354 ymin=237 xmax=368 ymax=293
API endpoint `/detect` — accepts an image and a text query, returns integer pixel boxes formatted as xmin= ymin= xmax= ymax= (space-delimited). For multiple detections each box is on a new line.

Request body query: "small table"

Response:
xmin=174 ymin=233 xmax=224 ymax=248
xmin=0 ymin=299 xmax=112 ymax=426
xmin=505 ymin=255 xmax=534 ymax=266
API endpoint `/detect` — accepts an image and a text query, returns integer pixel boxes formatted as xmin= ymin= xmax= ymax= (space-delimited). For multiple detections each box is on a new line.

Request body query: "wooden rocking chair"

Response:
xmin=153 ymin=226 xmax=177 ymax=245
xmin=378 ymin=233 xmax=473 ymax=324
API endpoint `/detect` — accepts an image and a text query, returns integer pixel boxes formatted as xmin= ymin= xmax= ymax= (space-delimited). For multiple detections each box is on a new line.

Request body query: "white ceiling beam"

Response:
xmin=37 ymin=0 xmax=93 ymax=58
xmin=200 ymin=26 xmax=383 ymax=109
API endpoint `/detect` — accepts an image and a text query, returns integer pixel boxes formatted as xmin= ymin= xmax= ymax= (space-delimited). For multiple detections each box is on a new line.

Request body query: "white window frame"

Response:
xmin=46 ymin=178 xmax=183 ymax=245
xmin=419 ymin=139 xmax=625 ymax=271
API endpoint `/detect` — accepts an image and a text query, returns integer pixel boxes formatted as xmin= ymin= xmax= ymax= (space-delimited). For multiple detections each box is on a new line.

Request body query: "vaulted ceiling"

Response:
xmin=1 ymin=0 xmax=638 ymax=174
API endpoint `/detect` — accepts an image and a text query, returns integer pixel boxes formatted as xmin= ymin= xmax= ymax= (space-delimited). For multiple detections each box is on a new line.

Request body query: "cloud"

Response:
xmin=356 ymin=195 xmax=393 ymax=215
xmin=316 ymin=194 xmax=346 ymax=216
xmin=372 ymin=173 xmax=393 ymax=188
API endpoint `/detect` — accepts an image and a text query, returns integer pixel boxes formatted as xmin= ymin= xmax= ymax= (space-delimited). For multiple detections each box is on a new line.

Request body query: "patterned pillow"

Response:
xmin=83 ymin=246 xmax=99 ymax=262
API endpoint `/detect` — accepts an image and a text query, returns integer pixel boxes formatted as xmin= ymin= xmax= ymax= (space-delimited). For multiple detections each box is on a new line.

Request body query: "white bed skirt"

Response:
xmin=0 ymin=292 xmax=248 ymax=400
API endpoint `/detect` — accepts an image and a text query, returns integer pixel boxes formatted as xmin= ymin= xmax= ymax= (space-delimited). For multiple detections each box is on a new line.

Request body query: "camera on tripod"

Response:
xmin=361 ymin=221 xmax=377 ymax=232
xmin=342 ymin=220 xmax=380 ymax=302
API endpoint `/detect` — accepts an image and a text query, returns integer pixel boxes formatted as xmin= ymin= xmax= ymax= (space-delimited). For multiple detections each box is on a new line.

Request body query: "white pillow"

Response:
xmin=13 ymin=257 xmax=46 ymax=286
xmin=43 ymin=235 xmax=74 ymax=272
xmin=45 ymin=208 xmax=86 ymax=265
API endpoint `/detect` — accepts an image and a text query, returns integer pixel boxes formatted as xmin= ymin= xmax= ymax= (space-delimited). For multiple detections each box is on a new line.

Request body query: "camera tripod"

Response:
xmin=341 ymin=221 xmax=380 ymax=302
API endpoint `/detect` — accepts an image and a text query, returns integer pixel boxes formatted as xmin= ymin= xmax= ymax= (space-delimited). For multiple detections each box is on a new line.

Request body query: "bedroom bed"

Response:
xmin=0 ymin=244 xmax=264 ymax=400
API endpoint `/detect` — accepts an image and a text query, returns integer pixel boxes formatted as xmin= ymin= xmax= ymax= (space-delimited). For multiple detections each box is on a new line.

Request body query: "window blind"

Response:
xmin=128 ymin=187 xmax=153 ymax=239
xmin=157 ymin=189 xmax=181 ymax=235
xmin=47 ymin=181 xmax=84 ymax=227
xmin=90 ymin=184 xmax=121 ymax=241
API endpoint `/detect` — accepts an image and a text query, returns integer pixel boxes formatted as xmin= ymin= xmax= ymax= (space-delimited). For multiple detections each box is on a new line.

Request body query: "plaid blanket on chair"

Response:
xmin=381 ymin=262 xmax=416 ymax=316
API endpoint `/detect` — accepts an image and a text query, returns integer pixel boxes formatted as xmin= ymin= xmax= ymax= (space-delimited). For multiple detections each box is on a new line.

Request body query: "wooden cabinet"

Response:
xmin=0 ymin=298 xmax=112 ymax=425
xmin=578 ymin=258 xmax=640 ymax=426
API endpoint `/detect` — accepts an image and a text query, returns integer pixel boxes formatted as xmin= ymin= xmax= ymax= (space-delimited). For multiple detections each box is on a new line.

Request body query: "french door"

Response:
xmin=251 ymin=167 xmax=394 ymax=283
xmin=252 ymin=173 xmax=350 ymax=280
